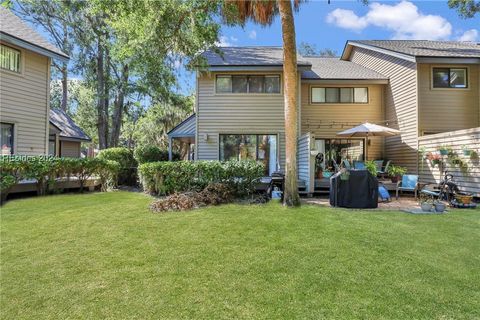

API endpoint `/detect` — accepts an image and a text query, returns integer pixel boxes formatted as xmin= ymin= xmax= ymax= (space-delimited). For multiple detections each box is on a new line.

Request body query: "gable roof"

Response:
xmin=167 ymin=114 xmax=196 ymax=138
xmin=301 ymin=57 xmax=388 ymax=81
xmin=201 ymin=46 xmax=311 ymax=69
xmin=0 ymin=7 xmax=69 ymax=61
xmin=343 ymin=40 xmax=480 ymax=62
xmin=49 ymin=109 xmax=91 ymax=142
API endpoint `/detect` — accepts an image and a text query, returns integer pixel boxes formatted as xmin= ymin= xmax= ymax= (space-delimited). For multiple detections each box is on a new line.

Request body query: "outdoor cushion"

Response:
xmin=399 ymin=175 xmax=418 ymax=190
xmin=354 ymin=161 xmax=365 ymax=169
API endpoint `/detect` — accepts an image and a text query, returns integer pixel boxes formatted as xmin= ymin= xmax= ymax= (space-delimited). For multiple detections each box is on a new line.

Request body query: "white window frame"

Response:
xmin=214 ymin=74 xmax=282 ymax=95
xmin=310 ymin=86 xmax=369 ymax=104
xmin=431 ymin=66 xmax=469 ymax=90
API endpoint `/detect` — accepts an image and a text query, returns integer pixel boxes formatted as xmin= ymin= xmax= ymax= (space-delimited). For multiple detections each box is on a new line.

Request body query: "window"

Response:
xmin=1 ymin=123 xmax=14 ymax=155
xmin=311 ymin=87 xmax=369 ymax=104
xmin=216 ymin=75 xmax=281 ymax=94
xmin=433 ymin=67 xmax=468 ymax=88
xmin=49 ymin=134 xmax=57 ymax=156
xmin=219 ymin=134 xmax=278 ymax=175
xmin=0 ymin=45 xmax=21 ymax=73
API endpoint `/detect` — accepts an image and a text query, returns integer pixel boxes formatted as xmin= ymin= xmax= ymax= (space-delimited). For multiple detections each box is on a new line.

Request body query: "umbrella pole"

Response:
xmin=365 ymin=134 xmax=368 ymax=161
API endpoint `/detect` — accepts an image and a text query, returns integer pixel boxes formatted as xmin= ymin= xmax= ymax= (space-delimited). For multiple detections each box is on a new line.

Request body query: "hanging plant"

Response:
xmin=426 ymin=152 xmax=443 ymax=167
xmin=438 ymin=145 xmax=450 ymax=156
xmin=462 ymin=145 xmax=472 ymax=156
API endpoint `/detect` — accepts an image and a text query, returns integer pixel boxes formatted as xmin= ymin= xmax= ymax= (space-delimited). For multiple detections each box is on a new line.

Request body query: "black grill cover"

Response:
xmin=329 ymin=170 xmax=378 ymax=208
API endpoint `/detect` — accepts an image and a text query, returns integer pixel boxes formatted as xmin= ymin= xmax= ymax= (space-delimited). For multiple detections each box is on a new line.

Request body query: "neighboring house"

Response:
xmin=0 ymin=7 xmax=69 ymax=156
xmin=170 ymin=41 xmax=480 ymax=195
xmin=49 ymin=109 xmax=91 ymax=158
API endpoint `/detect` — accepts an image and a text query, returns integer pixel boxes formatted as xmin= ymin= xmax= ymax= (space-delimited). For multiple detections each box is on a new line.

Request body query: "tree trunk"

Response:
xmin=96 ymin=41 xmax=108 ymax=149
xmin=60 ymin=26 xmax=68 ymax=111
xmin=278 ymin=0 xmax=300 ymax=207
xmin=104 ymin=45 xmax=111 ymax=147
xmin=110 ymin=64 xmax=129 ymax=147
xmin=61 ymin=63 xmax=68 ymax=111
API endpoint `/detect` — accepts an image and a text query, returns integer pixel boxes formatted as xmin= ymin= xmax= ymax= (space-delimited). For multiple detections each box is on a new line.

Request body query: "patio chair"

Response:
xmin=354 ymin=161 xmax=365 ymax=170
xmin=396 ymin=174 xmax=419 ymax=200
xmin=374 ymin=160 xmax=383 ymax=173
xmin=377 ymin=160 xmax=391 ymax=178
xmin=342 ymin=159 xmax=352 ymax=170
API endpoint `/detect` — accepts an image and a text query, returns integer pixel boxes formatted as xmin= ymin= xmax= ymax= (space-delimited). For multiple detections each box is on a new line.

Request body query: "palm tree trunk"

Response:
xmin=278 ymin=0 xmax=300 ymax=207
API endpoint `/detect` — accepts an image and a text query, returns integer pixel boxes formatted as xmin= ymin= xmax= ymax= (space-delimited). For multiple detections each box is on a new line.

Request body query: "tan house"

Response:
xmin=49 ymin=109 xmax=91 ymax=158
xmin=0 ymin=7 xmax=69 ymax=156
xmin=169 ymin=41 xmax=480 ymax=196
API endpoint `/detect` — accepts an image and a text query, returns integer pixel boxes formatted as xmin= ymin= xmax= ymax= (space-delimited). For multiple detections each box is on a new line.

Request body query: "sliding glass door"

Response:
xmin=219 ymin=134 xmax=278 ymax=175
xmin=316 ymin=138 xmax=365 ymax=171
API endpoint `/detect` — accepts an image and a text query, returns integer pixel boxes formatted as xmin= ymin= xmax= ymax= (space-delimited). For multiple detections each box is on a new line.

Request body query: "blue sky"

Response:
xmin=177 ymin=0 xmax=478 ymax=94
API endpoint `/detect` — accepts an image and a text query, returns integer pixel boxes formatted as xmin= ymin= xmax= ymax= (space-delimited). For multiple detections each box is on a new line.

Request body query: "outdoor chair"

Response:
xmin=342 ymin=159 xmax=352 ymax=170
xmin=354 ymin=161 xmax=365 ymax=170
xmin=377 ymin=160 xmax=391 ymax=178
xmin=374 ymin=160 xmax=383 ymax=173
xmin=396 ymin=174 xmax=419 ymax=199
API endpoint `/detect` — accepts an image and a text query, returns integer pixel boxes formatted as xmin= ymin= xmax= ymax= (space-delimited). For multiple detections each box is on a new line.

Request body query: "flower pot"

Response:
xmin=439 ymin=149 xmax=448 ymax=156
xmin=421 ymin=202 xmax=432 ymax=212
xmin=463 ymin=149 xmax=472 ymax=156
xmin=390 ymin=176 xmax=400 ymax=183
xmin=434 ymin=202 xmax=446 ymax=213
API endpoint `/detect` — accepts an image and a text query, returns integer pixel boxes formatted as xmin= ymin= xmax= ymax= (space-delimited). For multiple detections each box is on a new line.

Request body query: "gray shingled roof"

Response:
xmin=202 ymin=47 xmax=311 ymax=67
xmin=0 ymin=7 xmax=68 ymax=59
xmin=302 ymin=57 xmax=388 ymax=80
xmin=353 ymin=40 xmax=480 ymax=58
xmin=50 ymin=109 xmax=91 ymax=142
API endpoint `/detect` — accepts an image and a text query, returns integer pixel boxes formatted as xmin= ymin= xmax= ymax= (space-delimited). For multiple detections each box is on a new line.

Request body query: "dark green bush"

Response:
xmin=0 ymin=156 xmax=120 ymax=201
xmin=97 ymin=147 xmax=137 ymax=185
xmin=138 ymin=160 xmax=264 ymax=196
xmin=133 ymin=145 xmax=180 ymax=164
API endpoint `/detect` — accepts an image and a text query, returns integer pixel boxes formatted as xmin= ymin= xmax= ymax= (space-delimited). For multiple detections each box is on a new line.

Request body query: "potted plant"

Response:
xmin=340 ymin=170 xmax=350 ymax=181
xmin=438 ymin=145 xmax=450 ymax=156
xmin=365 ymin=160 xmax=377 ymax=177
xmin=462 ymin=145 xmax=472 ymax=156
xmin=426 ymin=152 xmax=442 ymax=167
xmin=434 ymin=200 xmax=446 ymax=213
xmin=419 ymin=195 xmax=433 ymax=212
xmin=387 ymin=165 xmax=407 ymax=183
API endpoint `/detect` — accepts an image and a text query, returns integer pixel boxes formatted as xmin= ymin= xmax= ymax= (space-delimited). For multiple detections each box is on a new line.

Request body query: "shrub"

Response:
xmin=97 ymin=147 xmax=137 ymax=186
xmin=0 ymin=156 xmax=120 ymax=199
xmin=138 ymin=160 xmax=264 ymax=196
xmin=134 ymin=145 xmax=180 ymax=164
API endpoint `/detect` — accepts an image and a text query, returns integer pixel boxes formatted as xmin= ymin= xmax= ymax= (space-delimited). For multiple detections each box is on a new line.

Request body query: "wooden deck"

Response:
xmin=9 ymin=177 xmax=101 ymax=194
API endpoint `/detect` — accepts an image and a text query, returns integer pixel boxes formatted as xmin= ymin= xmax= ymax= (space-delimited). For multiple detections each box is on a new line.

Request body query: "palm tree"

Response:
xmin=223 ymin=0 xmax=302 ymax=206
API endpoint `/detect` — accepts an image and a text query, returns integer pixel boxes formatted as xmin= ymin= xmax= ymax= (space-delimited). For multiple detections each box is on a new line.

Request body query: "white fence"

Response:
xmin=418 ymin=127 xmax=480 ymax=197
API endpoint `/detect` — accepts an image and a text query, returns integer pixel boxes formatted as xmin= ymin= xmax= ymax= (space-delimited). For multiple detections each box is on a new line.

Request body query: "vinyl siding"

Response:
xmin=297 ymin=133 xmax=313 ymax=192
xmin=196 ymin=72 xmax=286 ymax=169
xmin=418 ymin=128 xmax=480 ymax=197
xmin=349 ymin=47 xmax=418 ymax=173
xmin=418 ymin=63 xmax=479 ymax=133
xmin=60 ymin=140 xmax=81 ymax=158
xmin=300 ymin=83 xmax=385 ymax=160
xmin=0 ymin=43 xmax=49 ymax=155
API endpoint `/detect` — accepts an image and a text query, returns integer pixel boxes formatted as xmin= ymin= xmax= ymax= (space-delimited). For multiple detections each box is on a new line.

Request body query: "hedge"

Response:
xmin=0 ymin=156 xmax=120 ymax=203
xmin=138 ymin=160 xmax=264 ymax=196
xmin=133 ymin=145 xmax=180 ymax=164
xmin=97 ymin=147 xmax=137 ymax=185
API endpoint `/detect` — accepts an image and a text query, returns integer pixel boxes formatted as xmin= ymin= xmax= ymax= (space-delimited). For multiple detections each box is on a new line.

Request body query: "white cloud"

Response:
xmin=326 ymin=9 xmax=367 ymax=32
xmin=458 ymin=29 xmax=478 ymax=42
xmin=248 ymin=30 xmax=257 ymax=40
xmin=216 ymin=36 xmax=233 ymax=47
xmin=326 ymin=1 xmax=452 ymax=40
xmin=230 ymin=36 xmax=238 ymax=42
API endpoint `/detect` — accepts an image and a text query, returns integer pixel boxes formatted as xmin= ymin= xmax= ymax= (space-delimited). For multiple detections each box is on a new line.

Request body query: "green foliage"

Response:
xmin=133 ymin=145 xmax=180 ymax=164
xmin=138 ymin=160 xmax=264 ymax=196
xmin=387 ymin=165 xmax=407 ymax=177
xmin=364 ymin=161 xmax=378 ymax=177
xmin=98 ymin=148 xmax=137 ymax=185
xmin=448 ymin=0 xmax=480 ymax=18
xmin=0 ymin=156 xmax=119 ymax=198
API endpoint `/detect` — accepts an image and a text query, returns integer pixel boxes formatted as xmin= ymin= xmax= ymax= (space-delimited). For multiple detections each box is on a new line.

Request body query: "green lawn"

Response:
xmin=1 ymin=192 xmax=479 ymax=319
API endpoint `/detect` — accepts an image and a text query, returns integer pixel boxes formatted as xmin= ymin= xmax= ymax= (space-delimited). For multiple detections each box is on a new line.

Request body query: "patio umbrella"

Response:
xmin=336 ymin=122 xmax=401 ymax=160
